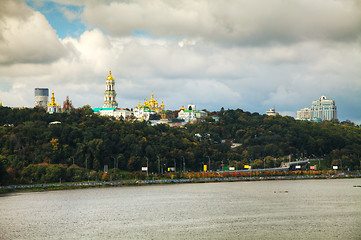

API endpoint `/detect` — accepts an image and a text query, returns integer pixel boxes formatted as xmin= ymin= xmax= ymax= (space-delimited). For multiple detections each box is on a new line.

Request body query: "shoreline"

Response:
xmin=1 ymin=173 xmax=360 ymax=194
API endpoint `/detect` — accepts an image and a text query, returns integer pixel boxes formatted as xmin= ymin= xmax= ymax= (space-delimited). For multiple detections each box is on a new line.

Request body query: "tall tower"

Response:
xmin=34 ymin=88 xmax=49 ymax=108
xmin=103 ymin=70 xmax=118 ymax=108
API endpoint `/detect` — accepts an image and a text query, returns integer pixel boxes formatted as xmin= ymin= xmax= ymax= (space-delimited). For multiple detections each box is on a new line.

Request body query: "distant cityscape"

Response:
xmin=31 ymin=70 xmax=337 ymax=124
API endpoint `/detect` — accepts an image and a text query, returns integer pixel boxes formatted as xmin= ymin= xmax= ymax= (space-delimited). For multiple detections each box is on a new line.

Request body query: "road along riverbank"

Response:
xmin=1 ymin=172 xmax=360 ymax=193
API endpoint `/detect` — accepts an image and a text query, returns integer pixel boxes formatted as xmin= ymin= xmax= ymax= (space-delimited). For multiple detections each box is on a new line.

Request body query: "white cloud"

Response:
xmin=0 ymin=0 xmax=66 ymax=64
xmin=81 ymin=0 xmax=361 ymax=45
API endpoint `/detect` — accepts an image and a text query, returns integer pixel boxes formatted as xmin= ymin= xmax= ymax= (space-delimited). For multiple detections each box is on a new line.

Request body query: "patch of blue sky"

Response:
xmin=26 ymin=0 xmax=86 ymax=39
xmin=132 ymin=29 xmax=152 ymax=38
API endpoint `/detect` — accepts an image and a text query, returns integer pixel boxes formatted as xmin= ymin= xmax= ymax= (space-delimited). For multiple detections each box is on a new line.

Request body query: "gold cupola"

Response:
xmin=149 ymin=93 xmax=155 ymax=105
xmin=106 ymin=70 xmax=114 ymax=80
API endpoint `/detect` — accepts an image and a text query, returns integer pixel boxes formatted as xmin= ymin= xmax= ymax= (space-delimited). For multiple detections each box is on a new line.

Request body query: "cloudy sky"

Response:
xmin=0 ymin=0 xmax=360 ymax=122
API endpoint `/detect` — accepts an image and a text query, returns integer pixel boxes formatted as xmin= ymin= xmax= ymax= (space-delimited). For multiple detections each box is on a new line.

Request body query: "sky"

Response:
xmin=0 ymin=0 xmax=360 ymax=123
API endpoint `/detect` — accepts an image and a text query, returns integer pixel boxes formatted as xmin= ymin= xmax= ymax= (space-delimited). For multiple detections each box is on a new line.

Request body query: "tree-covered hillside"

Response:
xmin=0 ymin=107 xmax=360 ymax=185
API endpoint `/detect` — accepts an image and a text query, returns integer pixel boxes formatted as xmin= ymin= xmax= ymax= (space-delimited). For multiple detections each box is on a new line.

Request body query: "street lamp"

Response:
xmin=181 ymin=156 xmax=185 ymax=173
xmin=263 ymin=158 xmax=265 ymax=169
xmin=157 ymin=156 xmax=161 ymax=174
xmin=146 ymin=157 xmax=149 ymax=177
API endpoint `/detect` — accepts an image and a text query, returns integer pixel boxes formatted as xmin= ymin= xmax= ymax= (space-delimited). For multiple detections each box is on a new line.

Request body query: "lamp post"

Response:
xmin=181 ymin=156 xmax=185 ymax=173
xmin=157 ymin=156 xmax=161 ymax=174
xmin=263 ymin=158 xmax=265 ymax=169
xmin=173 ymin=159 xmax=176 ymax=173
xmin=206 ymin=156 xmax=210 ymax=172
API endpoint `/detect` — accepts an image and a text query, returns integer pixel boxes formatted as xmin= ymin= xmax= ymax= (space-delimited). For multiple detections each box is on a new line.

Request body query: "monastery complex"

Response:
xmin=92 ymin=71 xmax=207 ymax=125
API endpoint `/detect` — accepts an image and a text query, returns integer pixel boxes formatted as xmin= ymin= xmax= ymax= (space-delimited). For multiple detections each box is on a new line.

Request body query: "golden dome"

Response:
xmin=161 ymin=100 xmax=165 ymax=108
xmin=149 ymin=93 xmax=155 ymax=104
xmin=106 ymin=70 xmax=114 ymax=80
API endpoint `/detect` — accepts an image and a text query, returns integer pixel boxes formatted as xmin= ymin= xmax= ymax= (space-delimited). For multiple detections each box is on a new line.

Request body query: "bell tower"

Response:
xmin=103 ymin=70 xmax=118 ymax=108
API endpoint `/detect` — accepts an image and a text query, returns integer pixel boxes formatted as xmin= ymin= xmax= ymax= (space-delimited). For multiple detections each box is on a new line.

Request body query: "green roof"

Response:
xmin=93 ymin=107 xmax=116 ymax=112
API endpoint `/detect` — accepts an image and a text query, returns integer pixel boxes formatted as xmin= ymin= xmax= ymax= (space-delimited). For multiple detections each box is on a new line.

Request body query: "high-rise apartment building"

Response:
xmin=296 ymin=96 xmax=337 ymax=121
xmin=296 ymin=108 xmax=312 ymax=120
xmin=310 ymin=96 xmax=337 ymax=121
xmin=34 ymin=88 xmax=49 ymax=108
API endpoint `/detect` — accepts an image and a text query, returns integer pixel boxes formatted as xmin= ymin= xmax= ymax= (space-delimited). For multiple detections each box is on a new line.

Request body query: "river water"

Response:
xmin=0 ymin=179 xmax=360 ymax=240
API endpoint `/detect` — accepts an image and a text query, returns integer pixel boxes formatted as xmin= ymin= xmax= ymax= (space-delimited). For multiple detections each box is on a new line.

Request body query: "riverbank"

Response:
xmin=1 ymin=172 xmax=360 ymax=194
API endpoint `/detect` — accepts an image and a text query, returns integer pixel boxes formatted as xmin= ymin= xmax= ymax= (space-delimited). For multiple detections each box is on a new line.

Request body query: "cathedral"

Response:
xmin=133 ymin=93 xmax=166 ymax=120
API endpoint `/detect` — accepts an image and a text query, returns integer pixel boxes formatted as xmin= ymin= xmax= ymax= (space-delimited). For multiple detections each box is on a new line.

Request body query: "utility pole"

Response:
xmin=182 ymin=156 xmax=185 ymax=173
xmin=157 ymin=156 xmax=160 ymax=174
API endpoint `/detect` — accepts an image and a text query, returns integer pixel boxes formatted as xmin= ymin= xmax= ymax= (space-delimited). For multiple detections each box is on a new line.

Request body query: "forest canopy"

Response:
xmin=0 ymin=106 xmax=360 ymax=185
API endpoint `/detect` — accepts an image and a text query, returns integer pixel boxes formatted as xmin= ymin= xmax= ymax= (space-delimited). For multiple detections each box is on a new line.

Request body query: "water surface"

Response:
xmin=0 ymin=179 xmax=360 ymax=239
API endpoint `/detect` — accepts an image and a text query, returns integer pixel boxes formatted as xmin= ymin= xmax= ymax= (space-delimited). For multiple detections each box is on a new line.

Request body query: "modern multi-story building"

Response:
xmin=34 ymin=88 xmax=49 ymax=108
xmin=296 ymin=108 xmax=312 ymax=120
xmin=311 ymin=96 xmax=337 ymax=121
xmin=297 ymin=96 xmax=337 ymax=121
